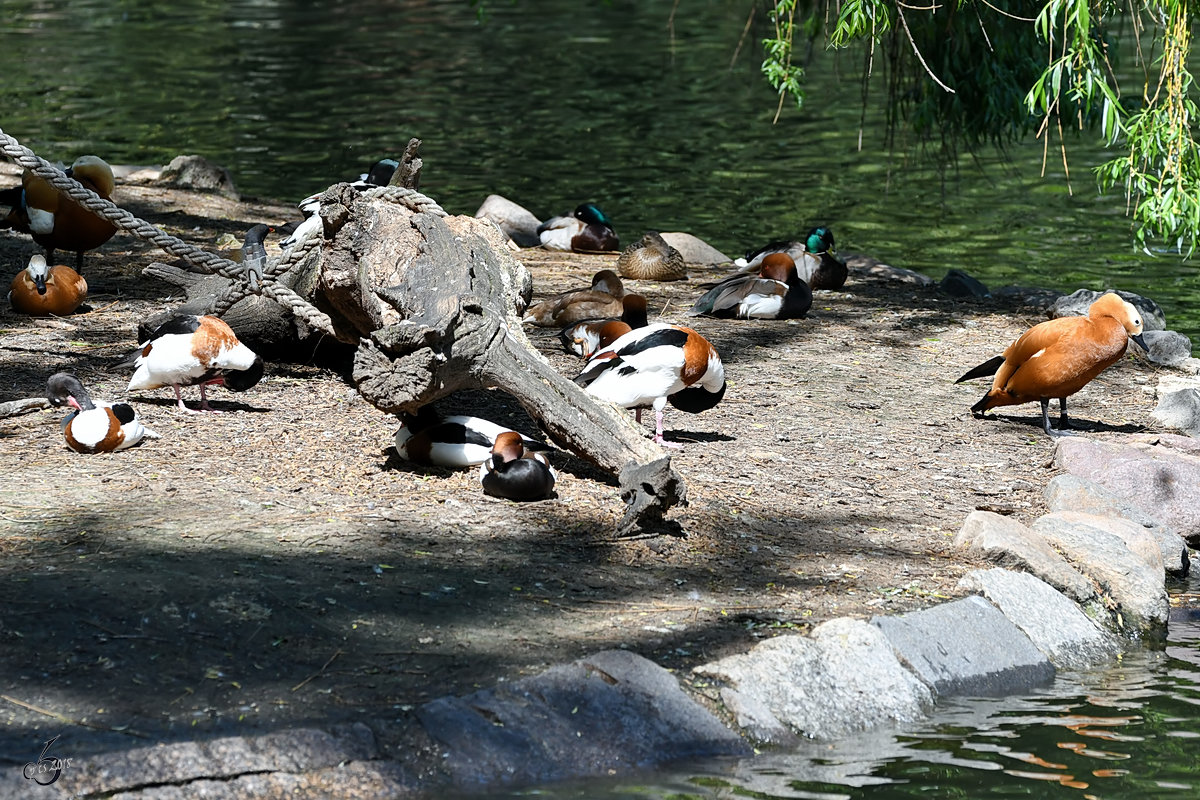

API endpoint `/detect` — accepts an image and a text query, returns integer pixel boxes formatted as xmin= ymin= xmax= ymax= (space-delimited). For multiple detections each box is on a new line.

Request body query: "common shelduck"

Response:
xmin=537 ymin=202 xmax=619 ymax=253
xmin=689 ymin=253 xmax=811 ymax=320
xmin=735 ymin=227 xmax=846 ymax=290
xmin=46 ymin=372 xmax=157 ymax=453
xmin=617 ymin=231 xmax=687 ymax=281
xmin=573 ymin=323 xmax=726 ymax=447
xmin=122 ymin=314 xmax=264 ymax=413
xmin=1 ymin=156 xmax=119 ymax=271
xmin=395 ymin=407 xmax=551 ymax=468
xmin=8 ymin=254 xmax=88 ymax=316
xmin=523 ymin=269 xmax=628 ymax=327
xmin=956 ymin=292 xmax=1148 ymax=436
xmin=558 ymin=294 xmax=650 ymax=358
xmin=478 ymin=431 xmax=557 ymax=501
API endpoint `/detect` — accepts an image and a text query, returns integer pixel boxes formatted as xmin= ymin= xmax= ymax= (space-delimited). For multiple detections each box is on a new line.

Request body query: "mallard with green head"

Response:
xmin=734 ymin=226 xmax=846 ymax=290
xmin=537 ymin=202 xmax=620 ymax=253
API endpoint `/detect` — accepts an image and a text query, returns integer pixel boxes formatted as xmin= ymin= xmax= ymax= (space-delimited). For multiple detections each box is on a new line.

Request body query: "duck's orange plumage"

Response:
xmin=956 ymin=292 xmax=1148 ymax=436
xmin=5 ymin=156 xmax=119 ymax=270
xmin=8 ymin=254 xmax=88 ymax=316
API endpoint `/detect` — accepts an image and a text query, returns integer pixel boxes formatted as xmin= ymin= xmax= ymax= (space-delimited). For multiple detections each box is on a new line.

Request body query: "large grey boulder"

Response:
xmin=957 ymin=568 xmax=1121 ymax=669
xmin=660 ymin=231 xmax=730 ymax=264
xmin=1141 ymin=329 xmax=1193 ymax=366
xmin=845 ymin=254 xmax=935 ymax=286
xmin=953 ymin=510 xmax=1098 ymax=605
xmin=159 ymin=154 xmax=239 ymax=200
xmin=1030 ymin=511 xmax=1169 ymax=635
xmin=872 ymin=596 xmax=1055 ymax=697
xmin=416 ymin=649 xmax=747 ymax=789
xmin=1049 ymin=288 xmax=1166 ymax=330
xmin=1054 ymin=437 xmax=1200 ymax=547
xmin=1044 ymin=474 xmax=1189 ymax=576
xmin=1153 ymin=374 xmax=1200 ymax=438
xmin=940 ymin=269 xmax=990 ymax=299
xmin=474 ymin=194 xmax=542 ymax=248
xmin=992 ymin=285 xmax=1062 ymax=311
xmin=694 ymin=618 xmax=934 ymax=742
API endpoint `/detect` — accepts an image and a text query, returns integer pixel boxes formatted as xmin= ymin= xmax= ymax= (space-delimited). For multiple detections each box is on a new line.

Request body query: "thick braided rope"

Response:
xmin=0 ymin=127 xmax=242 ymax=278
xmin=0 ymin=128 xmax=336 ymax=334
xmin=209 ymin=233 xmax=329 ymax=316
xmin=361 ymin=185 xmax=448 ymax=217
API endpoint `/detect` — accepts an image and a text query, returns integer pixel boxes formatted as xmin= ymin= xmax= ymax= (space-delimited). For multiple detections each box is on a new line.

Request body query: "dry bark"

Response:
xmin=0 ymin=397 xmax=50 ymax=417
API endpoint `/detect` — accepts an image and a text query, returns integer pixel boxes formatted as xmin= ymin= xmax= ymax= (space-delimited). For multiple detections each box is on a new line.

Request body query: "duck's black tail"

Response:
xmin=955 ymin=355 xmax=1004 ymax=384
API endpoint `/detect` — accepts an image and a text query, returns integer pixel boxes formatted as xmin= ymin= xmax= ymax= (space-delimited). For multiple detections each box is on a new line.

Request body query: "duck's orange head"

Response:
xmin=758 ymin=253 xmax=797 ymax=283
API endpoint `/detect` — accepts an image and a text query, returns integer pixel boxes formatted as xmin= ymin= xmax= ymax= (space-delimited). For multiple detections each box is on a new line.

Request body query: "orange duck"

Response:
xmin=956 ymin=292 xmax=1148 ymax=436
xmin=3 ymin=155 xmax=119 ymax=271
xmin=8 ymin=254 xmax=88 ymax=316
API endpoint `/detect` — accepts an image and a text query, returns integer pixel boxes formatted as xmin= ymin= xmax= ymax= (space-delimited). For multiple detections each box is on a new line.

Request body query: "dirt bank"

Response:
xmin=0 ymin=173 xmax=1163 ymax=760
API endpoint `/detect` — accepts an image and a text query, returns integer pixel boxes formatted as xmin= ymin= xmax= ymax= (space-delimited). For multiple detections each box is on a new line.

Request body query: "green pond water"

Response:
xmin=2 ymin=0 xmax=1197 ymax=335
xmin=3 ymin=2 xmax=1199 ymax=797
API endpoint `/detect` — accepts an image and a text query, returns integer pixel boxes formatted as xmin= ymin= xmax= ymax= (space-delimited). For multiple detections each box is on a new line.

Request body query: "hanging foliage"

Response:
xmin=763 ymin=0 xmax=1199 ymax=254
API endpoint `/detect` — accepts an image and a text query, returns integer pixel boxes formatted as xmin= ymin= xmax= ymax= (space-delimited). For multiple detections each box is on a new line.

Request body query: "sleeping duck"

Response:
xmin=689 ymin=253 xmax=811 ymax=320
xmin=537 ymin=202 xmax=619 ymax=253
xmin=617 ymin=231 xmax=687 ymax=281
xmin=736 ymin=226 xmax=846 ymax=290
xmin=523 ymin=269 xmax=628 ymax=327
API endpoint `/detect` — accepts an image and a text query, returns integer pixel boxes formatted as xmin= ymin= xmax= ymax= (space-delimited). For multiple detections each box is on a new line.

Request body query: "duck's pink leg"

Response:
xmin=174 ymin=385 xmax=200 ymax=414
xmin=653 ymin=409 xmax=682 ymax=449
xmin=197 ymin=383 xmax=223 ymax=413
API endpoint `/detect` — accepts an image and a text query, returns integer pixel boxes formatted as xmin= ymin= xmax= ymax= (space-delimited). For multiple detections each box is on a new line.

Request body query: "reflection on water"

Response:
xmin=469 ymin=588 xmax=1200 ymax=799
xmin=1 ymin=0 xmax=1196 ymax=338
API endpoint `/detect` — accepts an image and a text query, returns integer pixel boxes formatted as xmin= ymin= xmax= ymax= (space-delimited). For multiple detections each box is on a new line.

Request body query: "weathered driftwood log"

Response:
xmin=390 ymin=138 xmax=423 ymax=190
xmin=324 ymin=188 xmax=685 ymax=532
xmin=0 ymin=397 xmax=50 ymax=418
xmin=139 ymin=262 xmax=305 ymax=354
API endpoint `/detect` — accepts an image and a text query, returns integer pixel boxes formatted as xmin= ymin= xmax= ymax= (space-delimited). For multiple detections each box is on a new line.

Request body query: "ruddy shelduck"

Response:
xmin=3 ymin=155 xmax=119 ymax=271
xmin=8 ymin=254 xmax=88 ymax=316
xmin=956 ymin=292 xmax=1148 ymax=436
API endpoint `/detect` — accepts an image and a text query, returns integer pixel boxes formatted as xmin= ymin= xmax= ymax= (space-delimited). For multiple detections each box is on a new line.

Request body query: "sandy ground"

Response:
xmin=0 ymin=170 xmax=1164 ymax=761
